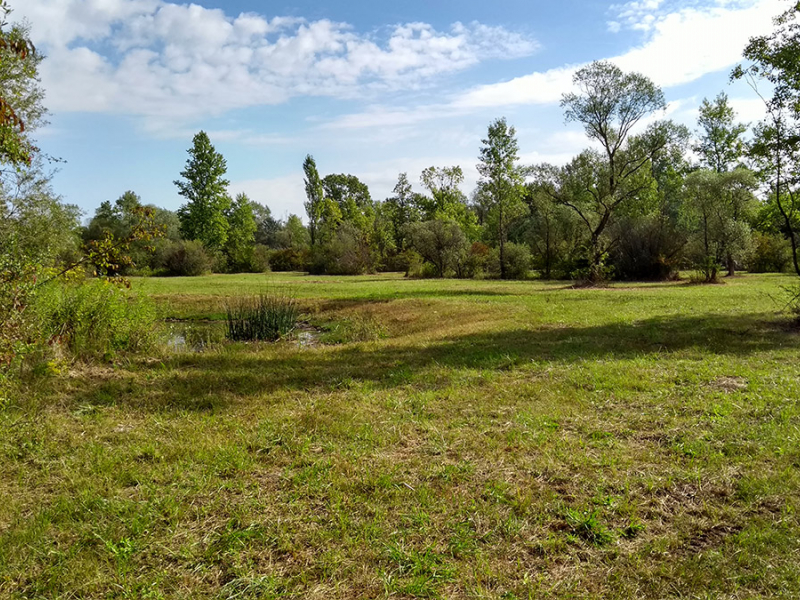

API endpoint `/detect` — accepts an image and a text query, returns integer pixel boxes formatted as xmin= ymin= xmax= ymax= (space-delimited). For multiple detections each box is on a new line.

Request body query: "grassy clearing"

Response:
xmin=2 ymin=273 xmax=800 ymax=598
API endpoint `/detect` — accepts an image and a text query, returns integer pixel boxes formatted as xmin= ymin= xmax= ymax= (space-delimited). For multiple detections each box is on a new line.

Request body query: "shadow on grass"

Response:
xmin=71 ymin=312 xmax=797 ymax=412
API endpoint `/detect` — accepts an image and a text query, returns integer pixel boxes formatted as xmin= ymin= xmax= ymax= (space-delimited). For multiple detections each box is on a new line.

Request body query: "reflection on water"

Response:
xmin=165 ymin=320 xmax=322 ymax=351
xmin=166 ymin=321 xmax=226 ymax=352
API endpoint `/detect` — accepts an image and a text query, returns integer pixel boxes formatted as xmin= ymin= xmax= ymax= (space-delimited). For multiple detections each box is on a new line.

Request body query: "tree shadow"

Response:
xmin=68 ymin=312 xmax=796 ymax=413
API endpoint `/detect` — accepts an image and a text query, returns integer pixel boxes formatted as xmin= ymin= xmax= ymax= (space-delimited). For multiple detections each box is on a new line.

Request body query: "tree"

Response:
xmin=322 ymin=173 xmax=374 ymax=237
xmin=277 ymin=214 xmax=309 ymax=250
xmin=477 ymin=117 xmax=526 ymax=279
xmin=519 ymin=183 xmax=582 ymax=279
xmin=693 ymin=94 xmax=751 ymax=276
xmin=557 ymin=61 xmax=667 ymax=282
xmin=174 ymin=131 xmax=231 ymax=251
xmin=384 ymin=173 xmax=422 ymax=250
xmin=684 ymin=169 xmax=757 ymax=282
xmin=694 ymin=92 xmax=748 ymax=173
xmin=405 ymin=219 xmax=469 ymax=278
xmin=224 ymin=193 xmax=257 ymax=271
xmin=0 ymin=1 xmax=44 ymax=166
xmin=732 ymin=4 xmax=800 ymax=277
xmin=303 ymin=155 xmax=325 ymax=247
xmin=251 ymin=202 xmax=281 ymax=248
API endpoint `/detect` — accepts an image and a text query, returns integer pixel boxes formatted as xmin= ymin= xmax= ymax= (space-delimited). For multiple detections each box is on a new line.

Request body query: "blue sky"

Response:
xmin=15 ymin=0 xmax=784 ymax=221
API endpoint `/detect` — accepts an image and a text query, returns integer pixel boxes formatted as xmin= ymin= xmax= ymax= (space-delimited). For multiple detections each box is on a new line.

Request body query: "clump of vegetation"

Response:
xmin=564 ymin=508 xmax=614 ymax=546
xmin=225 ymin=290 xmax=299 ymax=341
xmin=37 ymin=280 xmax=159 ymax=360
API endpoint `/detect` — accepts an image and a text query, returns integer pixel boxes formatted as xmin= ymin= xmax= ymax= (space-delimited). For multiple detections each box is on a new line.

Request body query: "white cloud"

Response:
xmin=609 ymin=0 xmax=666 ymax=32
xmin=452 ymin=0 xmax=782 ymax=110
xmin=614 ymin=0 xmax=782 ymax=87
xmin=229 ymin=174 xmax=307 ymax=221
xmin=15 ymin=1 xmax=538 ymax=124
xmin=454 ymin=65 xmax=577 ymax=109
xmin=727 ymin=97 xmax=768 ymax=124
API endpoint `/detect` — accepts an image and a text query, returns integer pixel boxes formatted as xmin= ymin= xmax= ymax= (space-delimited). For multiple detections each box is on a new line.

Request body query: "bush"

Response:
xmin=269 ymin=248 xmax=309 ymax=272
xmin=610 ymin=218 xmax=683 ymax=280
xmin=748 ymin=232 xmax=792 ymax=273
xmin=225 ymin=291 xmax=299 ymax=341
xmin=162 ymin=240 xmax=212 ymax=276
xmin=245 ymin=245 xmax=271 ymax=273
xmin=0 ymin=255 xmax=41 ymax=377
xmin=486 ymin=242 xmax=532 ymax=279
xmin=324 ymin=223 xmax=376 ymax=275
xmin=405 ymin=219 xmax=469 ymax=278
xmin=37 ymin=280 xmax=159 ymax=360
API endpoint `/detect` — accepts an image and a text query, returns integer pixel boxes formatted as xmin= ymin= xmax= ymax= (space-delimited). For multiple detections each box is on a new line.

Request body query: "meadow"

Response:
xmin=1 ymin=272 xmax=799 ymax=599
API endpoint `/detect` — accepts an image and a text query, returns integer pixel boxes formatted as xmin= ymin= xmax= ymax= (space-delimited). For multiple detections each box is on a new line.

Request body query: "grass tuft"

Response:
xmin=224 ymin=290 xmax=298 ymax=341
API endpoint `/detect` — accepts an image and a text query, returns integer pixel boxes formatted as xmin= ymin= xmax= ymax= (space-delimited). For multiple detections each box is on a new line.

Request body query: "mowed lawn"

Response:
xmin=2 ymin=272 xmax=800 ymax=599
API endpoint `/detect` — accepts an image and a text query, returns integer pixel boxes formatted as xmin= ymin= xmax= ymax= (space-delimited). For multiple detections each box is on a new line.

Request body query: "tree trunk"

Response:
xmin=499 ymin=204 xmax=506 ymax=280
xmin=726 ymin=253 xmax=735 ymax=277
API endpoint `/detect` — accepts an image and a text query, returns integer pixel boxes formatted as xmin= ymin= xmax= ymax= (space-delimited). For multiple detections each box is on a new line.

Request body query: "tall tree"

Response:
xmin=225 ymin=193 xmax=257 ymax=271
xmin=733 ymin=3 xmax=800 ymax=276
xmin=477 ymin=117 xmax=526 ymax=279
xmin=322 ymin=173 xmax=374 ymax=234
xmin=174 ymin=131 xmax=231 ymax=251
xmin=0 ymin=1 xmax=44 ymax=166
xmin=303 ymin=155 xmax=325 ymax=247
xmin=684 ymin=169 xmax=757 ymax=282
xmin=558 ymin=60 xmax=667 ymax=282
xmin=384 ymin=172 xmax=422 ymax=249
xmin=694 ymin=92 xmax=748 ymax=173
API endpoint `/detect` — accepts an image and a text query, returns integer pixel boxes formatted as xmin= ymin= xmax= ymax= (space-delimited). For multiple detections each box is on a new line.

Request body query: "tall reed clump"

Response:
xmin=225 ymin=290 xmax=299 ymax=341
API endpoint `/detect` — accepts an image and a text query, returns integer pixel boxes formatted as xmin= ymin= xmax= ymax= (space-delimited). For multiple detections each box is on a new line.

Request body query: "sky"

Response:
xmin=12 ymin=0 xmax=787 ymax=222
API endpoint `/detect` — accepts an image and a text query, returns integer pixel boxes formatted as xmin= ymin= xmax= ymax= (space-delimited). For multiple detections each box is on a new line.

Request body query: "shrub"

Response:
xmin=269 ymin=248 xmax=308 ymax=272
xmin=748 ymin=232 xmax=792 ymax=273
xmin=162 ymin=240 xmax=212 ymax=276
xmin=610 ymin=218 xmax=683 ymax=280
xmin=323 ymin=223 xmax=376 ymax=275
xmin=486 ymin=242 xmax=532 ymax=279
xmin=225 ymin=291 xmax=299 ymax=341
xmin=404 ymin=219 xmax=469 ymax=277
xmin=245 ymin=244 xmax=271 ymax=273
xmin=452 ymin=242 xmax=490 ymax=279
xmin=37 ymin=280 xmax=159 ymax=360
xmin=0 ymin=255 xmax=41 ymax=377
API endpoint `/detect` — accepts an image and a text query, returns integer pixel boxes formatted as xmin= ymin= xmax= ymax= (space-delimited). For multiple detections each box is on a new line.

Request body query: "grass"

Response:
xmin=1 ymin=272 xmax=800 ymax=598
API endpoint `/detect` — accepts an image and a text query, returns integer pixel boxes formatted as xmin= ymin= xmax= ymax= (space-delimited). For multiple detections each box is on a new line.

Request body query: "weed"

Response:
xmin=564 ymin=508 xmax=615 ymax=546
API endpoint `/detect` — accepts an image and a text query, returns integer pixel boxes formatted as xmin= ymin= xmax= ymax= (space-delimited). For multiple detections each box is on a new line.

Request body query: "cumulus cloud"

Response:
xmin=608 ymin=0 xmax=666 ymax=33
xmin=15 ymin=0 xmax=537 ymax=123
xmin=453 ymin=0 xmax=781 ymax=109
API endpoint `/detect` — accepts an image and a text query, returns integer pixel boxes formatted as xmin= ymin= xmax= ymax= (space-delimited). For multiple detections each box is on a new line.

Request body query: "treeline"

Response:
xmin=94 ymin=80 xmax=793 ymax=283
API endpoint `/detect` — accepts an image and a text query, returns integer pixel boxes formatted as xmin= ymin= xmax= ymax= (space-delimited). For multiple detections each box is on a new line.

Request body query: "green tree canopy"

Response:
xmin=477 ymin=117 xmax=526 ymax=279
xmin=557 ymin=60 xmax=667 ymax=281
xmin=174 ymin=131 xmax=231 ymax=251
xmin=0 ymin=1 xmax=44 ymax=166
xmin=303 ymin=155 xmax=325 ymax=247
xmin=694 ymin=92 xmax=748 ymax=173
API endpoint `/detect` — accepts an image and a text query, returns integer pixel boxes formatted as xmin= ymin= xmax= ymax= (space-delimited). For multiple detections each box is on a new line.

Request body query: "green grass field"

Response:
xmin=2 ymin=272 xmax=800 ymax=598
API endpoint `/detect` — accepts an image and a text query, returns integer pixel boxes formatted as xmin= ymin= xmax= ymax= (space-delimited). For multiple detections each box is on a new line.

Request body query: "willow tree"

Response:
xmin=558 ymin=60 xmax=666 ymax=282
